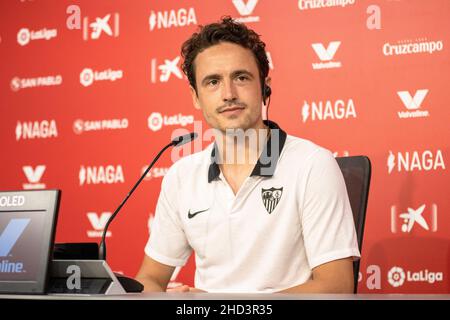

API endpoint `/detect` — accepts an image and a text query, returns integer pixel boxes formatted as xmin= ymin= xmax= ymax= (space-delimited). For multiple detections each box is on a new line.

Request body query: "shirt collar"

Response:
xmin=207 ymin=120 xmax=287 ymax=183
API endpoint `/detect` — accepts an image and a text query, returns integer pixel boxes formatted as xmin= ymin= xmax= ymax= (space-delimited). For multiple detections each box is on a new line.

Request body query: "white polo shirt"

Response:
xmin=145 ymin=121 xmax=360 ymax=293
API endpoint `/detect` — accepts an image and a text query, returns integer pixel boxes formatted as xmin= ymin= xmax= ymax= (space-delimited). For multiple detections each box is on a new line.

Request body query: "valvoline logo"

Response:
xmin=0 ymin=218 xmax=30 ymax=273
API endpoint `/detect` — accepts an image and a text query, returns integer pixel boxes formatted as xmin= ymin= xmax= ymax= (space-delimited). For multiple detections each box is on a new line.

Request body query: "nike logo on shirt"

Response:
xmin=188 ymin=208 xmax=209 ymax=219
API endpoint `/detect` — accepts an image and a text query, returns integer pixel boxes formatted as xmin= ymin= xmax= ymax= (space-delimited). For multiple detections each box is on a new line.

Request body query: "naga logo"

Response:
xmin=232 ymin=0 xmax=260 ymax=23
xmin=298 ymin=0 xmax=356 ymax=10
xmin=383 ymin=38 xmax=443 ymax=56
xmin=80 ymin=68 xmax=123 ymax=87
xmin=22 ymin=166 xmax=46 ymax=190
xmin=147 ymin=112 xmax=194 ymax=132
xmin=87 ymin=212 xmax=112 ymax=238
xmin=397 ymin=89 xmax=430 ymax=119
xmin=10 ymin=75 xmax=62 ymax=92
xmin=149 ymin=7 xmax=197 ymax=31
xmin=150 ymin=56 xmax=183 ymax=83
xmin=83 ymin=13 xmax=119 ymax=41
xmin=0 ymin=219 xmax=30 ymax=273
xmin=311 ymin=41 xmax=342 ymax=69
xmin=17 ymin=27 xmax=57 ymax=46
xmin=301 ymin=99 xmax=356 ymax=122
xmin=388 ymin=266 xmax=443 ymax=287
xmin=391 ymin=204 xmax=438 ymax=233
xmin=387 ymin=150 xmax=445 ymax=174
xmin=79 ymin=165 xmax=125 ymax=186
xmin=73 ymin=118 xmax=128 ymax=135
xmin=16 ymin=120 xmax=58 ymax=141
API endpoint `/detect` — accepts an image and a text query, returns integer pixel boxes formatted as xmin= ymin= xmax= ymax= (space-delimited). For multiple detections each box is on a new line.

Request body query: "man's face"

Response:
xmin=191 ymin=42 xmax=265 ymax=132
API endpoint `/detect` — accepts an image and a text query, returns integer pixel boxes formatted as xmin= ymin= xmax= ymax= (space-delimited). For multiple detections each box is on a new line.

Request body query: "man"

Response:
xmin=135 ymin=17 xmax=360 ymax=293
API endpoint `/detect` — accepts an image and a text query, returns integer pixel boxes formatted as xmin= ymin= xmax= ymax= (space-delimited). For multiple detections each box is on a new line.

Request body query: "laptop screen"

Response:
xmin=0 ymin=190 xmax=60 ymax=294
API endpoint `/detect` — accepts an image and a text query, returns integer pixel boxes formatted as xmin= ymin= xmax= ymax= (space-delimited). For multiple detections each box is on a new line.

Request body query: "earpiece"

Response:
xmin=263 ymin=84 xmax=272 ymax=105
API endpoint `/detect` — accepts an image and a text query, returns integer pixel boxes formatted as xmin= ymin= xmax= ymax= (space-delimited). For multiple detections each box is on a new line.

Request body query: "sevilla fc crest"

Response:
xmin=261 ymin=187 xmax=283 ymax=214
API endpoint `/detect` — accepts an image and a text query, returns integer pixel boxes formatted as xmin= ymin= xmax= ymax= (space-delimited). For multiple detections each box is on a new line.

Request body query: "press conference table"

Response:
xmin=1 ymin=293 xmax=449 ymax=300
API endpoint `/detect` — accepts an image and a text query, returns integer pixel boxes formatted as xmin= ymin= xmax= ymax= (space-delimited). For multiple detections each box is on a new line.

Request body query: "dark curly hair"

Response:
xmin=181 ymin=16 xmax=269 ymax=94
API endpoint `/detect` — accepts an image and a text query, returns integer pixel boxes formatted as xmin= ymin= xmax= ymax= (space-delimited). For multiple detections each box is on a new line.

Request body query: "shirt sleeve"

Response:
xmin=144 ymin=168 xmax=192 ymax=267
xmin=300 ymin=148 xmax=361 ymax=270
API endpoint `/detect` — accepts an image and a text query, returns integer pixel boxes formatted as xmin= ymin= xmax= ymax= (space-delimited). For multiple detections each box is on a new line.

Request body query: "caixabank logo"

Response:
xmin=0 ymin=218 xmax=30 ymax=273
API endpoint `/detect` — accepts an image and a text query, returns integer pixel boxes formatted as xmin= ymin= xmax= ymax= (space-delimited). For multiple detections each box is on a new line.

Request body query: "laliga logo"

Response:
xmin=388 ymin=266 xmax=406 ymax=288
xmin=17 ymin=27 xmax=57 ymax=46
xmin=388 ymin=266 xmax=444 ymax=287
xmin=17 ymin=28 xmax=31 ymax=46
xmin=148 ymin=112 xmax=194 ymax=132
xmin=80 ymin=68 xmax=94 ymax=87
xmin=80 ymin=68 xmax=123 ymax=87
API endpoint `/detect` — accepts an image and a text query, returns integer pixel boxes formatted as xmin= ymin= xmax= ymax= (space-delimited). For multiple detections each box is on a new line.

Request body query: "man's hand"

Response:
xmin=166 ymin=284 xmax=207 ymax=293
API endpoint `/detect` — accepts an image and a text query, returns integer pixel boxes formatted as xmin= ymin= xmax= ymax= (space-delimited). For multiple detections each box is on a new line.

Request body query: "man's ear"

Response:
xmin=190 ymin=86 xmax=201 ymax=110
xmin=265 ymin=76 xmax=272 ymax=88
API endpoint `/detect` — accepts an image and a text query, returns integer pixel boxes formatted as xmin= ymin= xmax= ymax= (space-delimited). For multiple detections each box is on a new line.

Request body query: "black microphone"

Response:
xmin=98 ymin=132 xmax=198 ymax=261
xmin=171 ymin=132 xmax=198 ymax=146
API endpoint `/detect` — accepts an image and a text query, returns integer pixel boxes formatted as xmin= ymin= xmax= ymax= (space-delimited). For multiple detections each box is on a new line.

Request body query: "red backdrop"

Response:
xmin=1 ymin=0 xmax=449 ymax=293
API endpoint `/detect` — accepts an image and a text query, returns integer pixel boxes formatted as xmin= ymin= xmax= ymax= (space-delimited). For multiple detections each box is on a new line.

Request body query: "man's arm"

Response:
xmin=278 ymin=257 xmax=354 ymax=293
xmin=135 ymin=255 xmax=175 ymax=292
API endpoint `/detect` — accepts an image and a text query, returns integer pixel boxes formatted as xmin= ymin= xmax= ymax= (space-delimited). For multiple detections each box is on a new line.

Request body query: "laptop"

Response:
xmin=0 ymin=190 xmax=60 ymax=294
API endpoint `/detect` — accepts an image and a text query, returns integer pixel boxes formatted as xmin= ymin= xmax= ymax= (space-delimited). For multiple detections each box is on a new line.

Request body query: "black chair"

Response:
xmin=335 ymin=156 xmax=371 ymax=294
